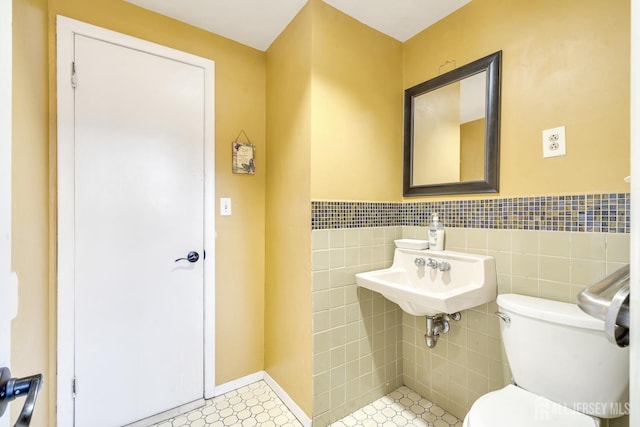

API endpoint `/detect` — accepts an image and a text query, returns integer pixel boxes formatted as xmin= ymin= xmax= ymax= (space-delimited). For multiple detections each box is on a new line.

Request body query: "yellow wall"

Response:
xmin=264 ymin=1 xmax=404 ymax=415
xmin=460 ymin=119 xmax=485 ymax=181
xmin=264 ymin=3 xmax=313 ymax=416
xmin=310 ymin=0 xmax=403 ymax=201
xmin=403 ymin=0 xmax=630 ymax=200
xmin=11 ymin=0 xmax=50 ymax=425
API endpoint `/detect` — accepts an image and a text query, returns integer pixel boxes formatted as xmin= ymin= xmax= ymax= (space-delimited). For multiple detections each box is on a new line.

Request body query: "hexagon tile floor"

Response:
xmin=329 ymin=386 xmax=462 ymax=427
xmin=150 ymin=381 xmax=302 ymax=427
xmin=150 ymin=381 xmax=462 ymax=427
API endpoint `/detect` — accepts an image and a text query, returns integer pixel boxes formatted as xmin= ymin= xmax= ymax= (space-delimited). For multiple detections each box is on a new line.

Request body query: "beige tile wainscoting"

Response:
xmin=312 ymin=226 xmax=404 ymax=425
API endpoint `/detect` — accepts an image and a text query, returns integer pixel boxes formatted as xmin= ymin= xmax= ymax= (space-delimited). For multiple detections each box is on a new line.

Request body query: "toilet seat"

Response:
xmin=463 ymin=385 xmax=599 ymax=427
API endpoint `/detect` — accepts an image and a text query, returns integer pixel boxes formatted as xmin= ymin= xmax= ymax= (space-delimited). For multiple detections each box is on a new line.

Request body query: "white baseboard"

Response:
xmin=263 ymin=371 xmax=312 ymax=427
xmin=213 ymin=371 xmax=265 ymax=396
xmin=214 ymin=371 xmax=312 ymax=427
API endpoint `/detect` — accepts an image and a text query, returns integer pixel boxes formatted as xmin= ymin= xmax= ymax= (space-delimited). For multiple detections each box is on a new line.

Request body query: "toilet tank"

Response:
xmin=497 ymin=293 xmax=629 ymax=419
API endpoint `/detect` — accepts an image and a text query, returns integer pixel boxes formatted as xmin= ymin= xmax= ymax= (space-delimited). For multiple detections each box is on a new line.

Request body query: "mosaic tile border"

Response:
xmin=311 ymin=193 xmax=630 ymax=233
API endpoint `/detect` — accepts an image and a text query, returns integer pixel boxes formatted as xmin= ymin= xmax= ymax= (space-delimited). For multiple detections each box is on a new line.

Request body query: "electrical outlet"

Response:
xmin=542 ymin=126 xmax=566 ymax=158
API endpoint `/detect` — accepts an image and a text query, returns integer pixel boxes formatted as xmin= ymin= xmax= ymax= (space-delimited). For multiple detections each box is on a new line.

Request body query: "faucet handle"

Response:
xmin=414 ymin=257 xmax=426 ymax=267
xmin=438 ymin=261 xmax=451 ymax=271
xmin=427 ymin=258 xmax=439 ymax=269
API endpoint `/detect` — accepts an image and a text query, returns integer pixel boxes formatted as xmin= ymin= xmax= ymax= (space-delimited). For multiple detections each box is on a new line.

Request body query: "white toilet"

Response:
xmin=463 ymin=293 xmax=629 ymax=427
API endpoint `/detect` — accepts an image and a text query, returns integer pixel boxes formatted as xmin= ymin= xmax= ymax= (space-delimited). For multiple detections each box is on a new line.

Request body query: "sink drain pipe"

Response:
xmin=424 ymin=312 xmax=461 ymax=348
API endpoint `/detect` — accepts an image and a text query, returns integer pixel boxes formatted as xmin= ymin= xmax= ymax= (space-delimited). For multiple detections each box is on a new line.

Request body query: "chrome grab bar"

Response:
xmin=577 ymin=264 xmax=630 ymax=347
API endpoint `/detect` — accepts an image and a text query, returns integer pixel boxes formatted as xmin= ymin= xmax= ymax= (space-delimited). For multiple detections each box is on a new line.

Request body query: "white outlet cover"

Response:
xmin=542 ymin=126 xmax=566 ymax=158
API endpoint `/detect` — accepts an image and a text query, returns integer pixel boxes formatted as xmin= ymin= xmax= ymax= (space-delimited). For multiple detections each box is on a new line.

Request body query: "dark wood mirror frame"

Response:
xmin=403 ymin=51 xmax=502 ymax=196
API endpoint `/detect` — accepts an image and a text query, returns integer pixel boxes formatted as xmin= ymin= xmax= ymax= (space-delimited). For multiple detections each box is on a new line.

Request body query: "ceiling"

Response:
xmin=124 ymin=0 xmax=471 ymax=51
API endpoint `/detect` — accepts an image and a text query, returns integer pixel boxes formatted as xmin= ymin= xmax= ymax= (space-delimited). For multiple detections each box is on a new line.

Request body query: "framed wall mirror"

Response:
xmin=403 ymin=51 xmax=502 ymax=196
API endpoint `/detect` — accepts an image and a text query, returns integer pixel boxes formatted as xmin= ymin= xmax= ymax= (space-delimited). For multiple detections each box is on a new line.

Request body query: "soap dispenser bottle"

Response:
xmin=428 ymin=214 xmax=445 ymax=251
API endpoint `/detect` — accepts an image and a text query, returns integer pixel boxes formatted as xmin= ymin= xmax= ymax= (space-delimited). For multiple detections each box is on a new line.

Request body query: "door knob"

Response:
xmin=0 ymin=367 xmax=43 ymax=427
xmin=174 ymin=251 xmax=199 ymax=263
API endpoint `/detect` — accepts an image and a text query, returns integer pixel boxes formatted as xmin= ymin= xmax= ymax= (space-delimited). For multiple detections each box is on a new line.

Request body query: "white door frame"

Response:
xmin=56 ymin=15 xmax=215 ymax=426
xmin=0 ymin=0 xmax=12 ymax=425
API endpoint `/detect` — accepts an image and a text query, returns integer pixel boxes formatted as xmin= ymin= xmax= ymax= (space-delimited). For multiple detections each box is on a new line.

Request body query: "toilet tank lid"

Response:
xmin=497 ymin=293 xmax=604 ymax=331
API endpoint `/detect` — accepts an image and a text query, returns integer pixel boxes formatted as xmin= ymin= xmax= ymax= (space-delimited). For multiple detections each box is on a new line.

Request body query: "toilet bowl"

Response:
xmin=463 ymin=294 xmax=629 ymax=426
xmin=463 ymin=385 xmax=599 ymax=427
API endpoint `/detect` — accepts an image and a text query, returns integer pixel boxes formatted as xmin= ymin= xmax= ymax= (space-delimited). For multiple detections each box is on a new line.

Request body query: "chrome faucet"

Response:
xmin=416 ymin=257 xmax=449 ymax=271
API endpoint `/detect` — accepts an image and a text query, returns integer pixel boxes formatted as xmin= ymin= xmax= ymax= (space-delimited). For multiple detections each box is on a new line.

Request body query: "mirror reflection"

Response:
xmin=412 ymin=71 xmax=487 ymax=185
xmin=404 ymin=51 xmax=501 ymax=196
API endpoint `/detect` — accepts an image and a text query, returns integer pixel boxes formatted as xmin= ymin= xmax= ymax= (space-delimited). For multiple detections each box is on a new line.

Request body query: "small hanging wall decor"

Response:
xmin=232 ymin=129 xmax=256 ymax=175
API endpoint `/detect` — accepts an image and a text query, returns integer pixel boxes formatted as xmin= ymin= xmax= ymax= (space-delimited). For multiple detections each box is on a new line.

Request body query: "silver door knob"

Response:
xmin=175 ymin=251 xmax=199 ymax=263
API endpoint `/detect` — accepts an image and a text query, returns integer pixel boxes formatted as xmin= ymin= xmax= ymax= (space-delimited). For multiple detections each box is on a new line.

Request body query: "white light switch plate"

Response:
xmin=220 ymin=198 xmax=232 ymax=216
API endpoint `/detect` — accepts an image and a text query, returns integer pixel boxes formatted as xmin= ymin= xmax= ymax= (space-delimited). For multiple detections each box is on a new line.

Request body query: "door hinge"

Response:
xmin=72 ymin=376 xmax=77 ymax=398
xmin=71 ymin=62 xmax=77 ymax=89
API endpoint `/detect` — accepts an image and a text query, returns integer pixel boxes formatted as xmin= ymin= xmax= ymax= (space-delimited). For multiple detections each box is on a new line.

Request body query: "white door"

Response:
xmin=57 ymin=17 xmax=216 ymax=427
xmin=0 ymin=0 xmax=11 ymax=425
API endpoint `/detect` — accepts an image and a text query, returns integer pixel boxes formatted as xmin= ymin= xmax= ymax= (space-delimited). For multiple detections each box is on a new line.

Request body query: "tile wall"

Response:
xmin=312 ymin=227 xmax=404 ymax=426
xmin=311 ymin=193 xmax=630 ymax=427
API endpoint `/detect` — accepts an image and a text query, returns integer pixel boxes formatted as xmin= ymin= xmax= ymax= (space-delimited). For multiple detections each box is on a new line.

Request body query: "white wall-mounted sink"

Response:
xmin=356 ymin=248 xmax=497 ymax=316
